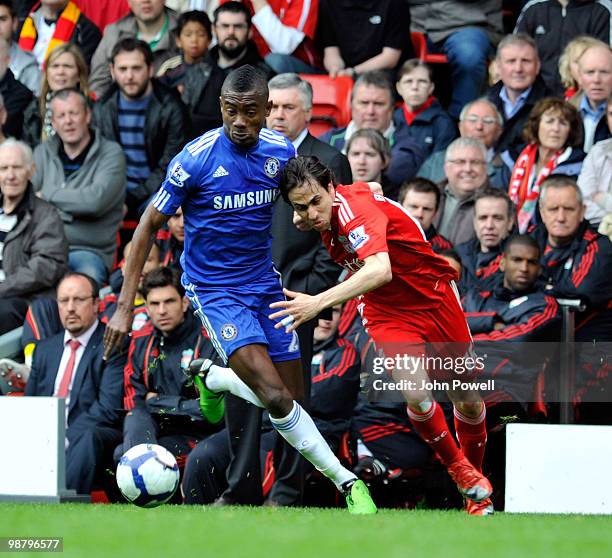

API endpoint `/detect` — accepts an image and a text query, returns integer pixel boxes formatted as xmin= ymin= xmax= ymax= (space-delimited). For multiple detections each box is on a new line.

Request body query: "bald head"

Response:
xmin=0 ymin=139 xmax=35 ymax=206
xmin=459 ymin=98 xmax=503 ymax=149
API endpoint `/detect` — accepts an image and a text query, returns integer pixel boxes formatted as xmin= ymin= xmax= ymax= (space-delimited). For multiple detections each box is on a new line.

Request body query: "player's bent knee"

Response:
xmin=259 ymin=386 xmax=294 ymax=417
xmin=453 ymin=399 xmax=484 ymax=417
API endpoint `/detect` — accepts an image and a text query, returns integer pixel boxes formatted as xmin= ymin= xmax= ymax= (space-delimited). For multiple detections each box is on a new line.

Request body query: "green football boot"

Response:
xmin=188 ymin=358 xmax=225 ymax=424
xmin=343 ymin=479 xmax=378 ymax=515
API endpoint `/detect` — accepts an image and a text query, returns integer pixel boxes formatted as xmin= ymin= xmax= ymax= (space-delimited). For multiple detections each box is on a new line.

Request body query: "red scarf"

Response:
xmin=508 ymin=143 xmax=564 ymax=233
xmin=18 ymin=1 xmax=81 ymax=64
xmin=564 ymin=87 xmax=577 ymax=101
xmin=402 ymin=96 xmax=435 ymax=126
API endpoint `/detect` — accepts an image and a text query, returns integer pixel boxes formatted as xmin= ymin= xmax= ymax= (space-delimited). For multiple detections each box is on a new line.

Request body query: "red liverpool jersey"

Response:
xmin=321 ymin=183 xmax=458 ymax=315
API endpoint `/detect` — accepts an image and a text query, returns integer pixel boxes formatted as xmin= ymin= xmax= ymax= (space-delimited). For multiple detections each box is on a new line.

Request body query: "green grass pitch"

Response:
xmin=2 ymin=503 xmax=612 ymax=558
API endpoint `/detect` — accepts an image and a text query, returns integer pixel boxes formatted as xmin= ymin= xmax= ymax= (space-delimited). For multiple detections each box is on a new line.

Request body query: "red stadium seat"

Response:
xmin=300 ymin=74 xmax=354 ymax=136
xmin=410 ymin=32 xmax=449 ymax=64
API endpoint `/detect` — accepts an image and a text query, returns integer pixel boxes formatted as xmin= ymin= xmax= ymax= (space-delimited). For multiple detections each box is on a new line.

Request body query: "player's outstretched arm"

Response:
xmin=103 ymin=205 xmax=170 ymax=359
xmin=269 ymin=252 xmax=392 ymax=332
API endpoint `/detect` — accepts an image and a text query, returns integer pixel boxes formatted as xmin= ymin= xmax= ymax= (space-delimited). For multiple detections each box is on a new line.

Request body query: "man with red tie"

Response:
xmin=25 ymin=272 xmax=126 ymax=497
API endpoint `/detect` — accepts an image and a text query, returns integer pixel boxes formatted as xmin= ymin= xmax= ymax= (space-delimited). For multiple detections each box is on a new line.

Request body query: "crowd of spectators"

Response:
xmin=0 ymin=0 xmax=611 ymax=510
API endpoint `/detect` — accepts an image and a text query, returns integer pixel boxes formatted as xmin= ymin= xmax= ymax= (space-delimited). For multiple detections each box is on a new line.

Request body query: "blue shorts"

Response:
xmin=182 ymin=272 xmax=300 ymax=364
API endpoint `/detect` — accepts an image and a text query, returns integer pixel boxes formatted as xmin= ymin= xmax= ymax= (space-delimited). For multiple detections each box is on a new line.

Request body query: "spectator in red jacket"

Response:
xmin=220 ymin=0 xmax=321 ymax=74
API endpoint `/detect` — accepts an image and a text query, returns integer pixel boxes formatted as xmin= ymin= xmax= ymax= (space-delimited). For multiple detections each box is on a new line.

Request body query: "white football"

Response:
xmin=116 ymin=443 xmax=180 ymax=507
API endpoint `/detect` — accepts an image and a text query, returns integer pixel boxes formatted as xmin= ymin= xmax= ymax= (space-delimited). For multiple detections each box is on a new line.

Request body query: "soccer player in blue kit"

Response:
xmin=103 ymin=65 xmax=376 ymax=514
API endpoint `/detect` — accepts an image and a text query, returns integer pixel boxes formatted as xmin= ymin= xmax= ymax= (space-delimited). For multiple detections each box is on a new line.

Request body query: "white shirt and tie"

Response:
xmin=53 ymin=320 xmax=100 ymax=412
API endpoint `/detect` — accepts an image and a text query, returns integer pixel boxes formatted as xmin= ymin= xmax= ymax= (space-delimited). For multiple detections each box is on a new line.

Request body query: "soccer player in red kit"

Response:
xmin=270 ymin=156 xmax=493 ymax=515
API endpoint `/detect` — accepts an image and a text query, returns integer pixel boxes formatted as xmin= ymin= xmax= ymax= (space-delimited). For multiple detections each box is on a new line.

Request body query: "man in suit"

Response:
xmin=25 ymin=272 xmax=126 ymax=496
xmin=212 ymin=72 xmax=351 ymax=508
xmin=270 ymin=73 xmax=352 ymax=391
xmin=267 ymin=72 xmax=351 ymax=505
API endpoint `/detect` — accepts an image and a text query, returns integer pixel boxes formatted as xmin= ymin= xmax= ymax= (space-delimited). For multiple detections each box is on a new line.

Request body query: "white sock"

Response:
xmin=270 ymin=401 xmax=356 ymax=491
xmin=206 ymin=364 xmax=265 ymax=408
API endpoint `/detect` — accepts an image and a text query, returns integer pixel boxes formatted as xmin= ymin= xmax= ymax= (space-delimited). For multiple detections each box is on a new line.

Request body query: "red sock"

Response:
xmin=407 ymin=401 xmax=461 ymax=466
xmin=453 ymin=406 xmax=487 ymax=472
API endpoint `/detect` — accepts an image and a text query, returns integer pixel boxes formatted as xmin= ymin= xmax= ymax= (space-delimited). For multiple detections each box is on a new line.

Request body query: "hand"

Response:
xmin=269 ymin=288 xmax=324 ymax=333
xmin=293 ymin=211 xmax=312 ymax=231
xmin=323 ymin=55 xmax=345 ymax=79
xmin=145 ymin=392 xmax=158 ymax=401
xmin=337 ymin=68 xmax=355 ymax=78
xmin=103 ymin=307 xmax=133 ymax=360
xmin=598 ymin=213 xmax=612 ymax=240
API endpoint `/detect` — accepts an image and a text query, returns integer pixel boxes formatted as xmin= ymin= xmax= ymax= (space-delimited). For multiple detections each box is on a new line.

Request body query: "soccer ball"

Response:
xmin=116 ymin=443 xmax=180 ymax=507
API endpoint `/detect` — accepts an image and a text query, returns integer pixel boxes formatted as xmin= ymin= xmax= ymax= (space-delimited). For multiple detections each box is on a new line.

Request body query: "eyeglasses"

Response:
xmin=447 ymin=159 xmax=486 ymax=167
xmin=57 ymin=296 xmax=95 ymax=306
xmin=462 ymin=115 xmax=499 ymax=126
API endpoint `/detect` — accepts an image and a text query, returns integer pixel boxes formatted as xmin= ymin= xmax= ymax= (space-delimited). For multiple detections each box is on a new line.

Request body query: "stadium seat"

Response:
xmin=410 ymin=32 xmax=449 ymax=64
xmin=300 ymin=74 xmax=354 ymax=136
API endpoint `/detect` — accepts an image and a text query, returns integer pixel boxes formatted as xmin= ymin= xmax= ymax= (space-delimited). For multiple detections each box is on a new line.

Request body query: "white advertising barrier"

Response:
xmin=505 ymin=423 xmax=612 ymax=514
xmin=0 ymin=397 xmax=84 ymax=502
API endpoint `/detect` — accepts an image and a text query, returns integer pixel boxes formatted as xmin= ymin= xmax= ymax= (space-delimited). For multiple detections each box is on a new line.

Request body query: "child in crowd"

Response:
xmin=393 ymin=59 xmax=457 ymax=158
xmin=157 ymin=10 xmax=212 ymax=90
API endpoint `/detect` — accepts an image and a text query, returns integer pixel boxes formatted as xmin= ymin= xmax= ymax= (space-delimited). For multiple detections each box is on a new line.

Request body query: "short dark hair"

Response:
xmin=142 ymin=267 xmax=185 ymax=300
xmin=214 ymin=0 xmax=252 ymax=27
xmin=177 ymin=10 xmax=212 ymax=39
xmin=111 ymin=37 xmax=153 ymax=67
xmin=221 ymin=64 xmax=268 ymax=97
xmin=474 ymin=188 xmax=514 ymax=219
xmin=523 ymin=97 xmax=583 ymax=148
xmin=503 ymin=234 xmax=541 ymax=257
xmin=398 ymin=177 xmax=440 ymax=209
xmin=280 ymin=156 xmax=336 ymax=203
xmin=58 ymin=272 xmax=100 ymax=299
xmin=0 ymin=1 xmax=14 ymax=16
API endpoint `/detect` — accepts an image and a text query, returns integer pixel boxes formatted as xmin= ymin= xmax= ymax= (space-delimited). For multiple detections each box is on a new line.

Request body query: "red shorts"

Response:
xmin=362 ymin=281 xmax=471 ymax=344
xmin=362 ymin=282 xmax=478 ymax=381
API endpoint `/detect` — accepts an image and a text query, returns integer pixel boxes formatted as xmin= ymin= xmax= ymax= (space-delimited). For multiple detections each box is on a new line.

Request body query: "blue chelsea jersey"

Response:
xmin=152 ymin=127 xmax=296 ymax=287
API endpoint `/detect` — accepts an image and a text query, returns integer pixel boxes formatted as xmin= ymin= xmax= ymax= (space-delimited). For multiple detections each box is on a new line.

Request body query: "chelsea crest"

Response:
xmin=264 ymin=157 xmax=280 ymax=178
